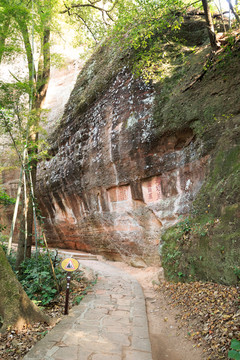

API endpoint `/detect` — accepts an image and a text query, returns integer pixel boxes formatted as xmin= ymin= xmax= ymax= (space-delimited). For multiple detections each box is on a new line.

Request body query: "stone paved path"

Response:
xmin=24 ymin=260 xmax=153 ymax=360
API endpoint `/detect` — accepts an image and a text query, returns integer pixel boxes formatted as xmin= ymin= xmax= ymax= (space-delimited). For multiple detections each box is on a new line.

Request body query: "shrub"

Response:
xmin=16 ymin=251 xmax=66 ymax=305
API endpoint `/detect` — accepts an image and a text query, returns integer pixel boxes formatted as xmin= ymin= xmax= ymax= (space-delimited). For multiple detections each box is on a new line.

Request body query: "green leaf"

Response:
xmin=231 ymin=340 xmax=240 ymax=351
xmin=228 ymin=350 xmax=240 ymax=360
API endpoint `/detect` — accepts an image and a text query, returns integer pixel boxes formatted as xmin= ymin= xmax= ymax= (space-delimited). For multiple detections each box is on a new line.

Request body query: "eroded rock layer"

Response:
xmin=37 ymin=66 xmax=209 ymax=264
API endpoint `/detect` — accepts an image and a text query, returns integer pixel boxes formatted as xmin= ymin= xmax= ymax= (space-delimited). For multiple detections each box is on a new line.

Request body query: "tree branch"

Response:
xmin=226 ymin=0 xmax=240 ymax=23
xmin=72 ymin=12 xmax=98 ymax=41
xmin=61 ymin=3 xmax=107 ymax=13
xmin=16 ymin=19 xmax=36 ymax=87
xmin=61 ymin=0 xmax=116 ymax=20
xmin=0 ymin=18 xmax=10 ymax=63
xmin=0 ymin=110 xmax=24 ymax=165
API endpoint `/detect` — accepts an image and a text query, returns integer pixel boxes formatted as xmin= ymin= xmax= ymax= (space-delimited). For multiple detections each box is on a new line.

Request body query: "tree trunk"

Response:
xmin=0 ymin=246 xmax=51 ymax=333
xmin=25 ymin=24 xmax=51 ymax=259
xmin=26 ymin=157 xmax=37 ymax=258
xmin=15 ymin=209 xmax=26 ymax=269
xmin=16 ymin=21 xmax=51 ymax=262
xmin=17 ymin=19 xmax=36 ymax=87
xmin=0 ymin=19 xmax=10 ymax=63
xmin=202 ymin=0 xmax=221 ymax=51
xmin=226 ymin=0 xmax=240 ymax=23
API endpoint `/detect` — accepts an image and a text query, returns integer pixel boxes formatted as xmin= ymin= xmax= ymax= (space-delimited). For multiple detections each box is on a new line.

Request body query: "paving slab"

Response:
xmin=23 ymin=260 xmax=153 ymax=360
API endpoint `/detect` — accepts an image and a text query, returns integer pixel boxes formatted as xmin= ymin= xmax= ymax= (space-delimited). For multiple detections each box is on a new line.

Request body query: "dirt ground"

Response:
xmin=110 ymin=261 xmax=204 ymax=360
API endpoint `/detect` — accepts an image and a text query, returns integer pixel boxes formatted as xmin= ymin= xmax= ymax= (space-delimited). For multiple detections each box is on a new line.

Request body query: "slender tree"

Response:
xmin=201 ymin=0 xmax=221 ymax=51
xmin=0 ymin=0 xmax=53 ymax=261
xmin=226 ymin=0 xmax=240 ymax=23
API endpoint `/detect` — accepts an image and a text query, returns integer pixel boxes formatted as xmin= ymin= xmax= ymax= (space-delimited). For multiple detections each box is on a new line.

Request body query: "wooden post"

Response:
xmin=61 ymin=258 xmax=79 ymax=315
xmin=64 ymin=274 xmax=71 ymax=315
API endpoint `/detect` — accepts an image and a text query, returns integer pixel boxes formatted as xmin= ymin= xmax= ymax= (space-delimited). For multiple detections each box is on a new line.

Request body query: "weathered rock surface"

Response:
xmin=43 ymin=60 xmax=82 ymax=135
xmin=0 ymin=169 xmax=20 ymax=237
xmin=37 ymin=33 xmax=210 ymax=263
xmin=36 ymin=17 xmax=240 ymax=271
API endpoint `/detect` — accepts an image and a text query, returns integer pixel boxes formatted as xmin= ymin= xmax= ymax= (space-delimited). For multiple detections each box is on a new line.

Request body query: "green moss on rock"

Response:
xmin=161 ymin=117 xmax=240 ymax=285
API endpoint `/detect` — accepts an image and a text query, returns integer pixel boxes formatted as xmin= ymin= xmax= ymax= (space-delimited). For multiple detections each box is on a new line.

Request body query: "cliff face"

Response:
xmin=36 ymin=16 xmax=207 ymax=264
xmin=37 ymin=17 xmax=240 ymax=274
xmin=38 ymin=67 xmax=208 ymax=263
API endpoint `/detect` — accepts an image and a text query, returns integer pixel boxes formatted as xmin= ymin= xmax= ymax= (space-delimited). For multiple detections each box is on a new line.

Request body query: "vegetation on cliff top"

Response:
xmin=55 ymin=0 xmax=193 ymax=128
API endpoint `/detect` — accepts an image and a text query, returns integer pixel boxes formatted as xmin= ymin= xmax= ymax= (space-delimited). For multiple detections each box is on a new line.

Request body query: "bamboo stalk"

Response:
xmin=28 ymin=159 xmax=39 ymax=253
xmin=7 ymin=167 xmax=23 ymax=256
xmin=42 ymin=231 xmax=60 ymax=293
xmin=23 ymin=169 xmax=28 ymax=260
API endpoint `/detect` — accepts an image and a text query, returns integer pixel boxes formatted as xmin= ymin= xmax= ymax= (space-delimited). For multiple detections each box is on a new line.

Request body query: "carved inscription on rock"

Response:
xmin=108 ymin=185 xmax=130 ymax=203
xmin=107 ymin=185 xmax=132 ymax=211
xmin=142 ymin=176 xmax=162 ymax=203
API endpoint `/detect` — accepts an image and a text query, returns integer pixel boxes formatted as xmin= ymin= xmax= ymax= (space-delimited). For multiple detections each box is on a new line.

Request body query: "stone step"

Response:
xmin=57 ymin=250 xmax=98 ymax=261
xmin=5 ymin=243 xmax=98 ymax=261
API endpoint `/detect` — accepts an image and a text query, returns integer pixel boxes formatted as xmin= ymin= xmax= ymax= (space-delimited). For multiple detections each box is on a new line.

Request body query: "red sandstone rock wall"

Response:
xmin=0 ymin=169 xmax=20 ymax=239
xmin=37 ymin=68 xmax=209 ymax=264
